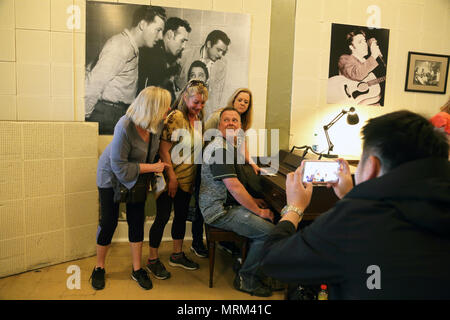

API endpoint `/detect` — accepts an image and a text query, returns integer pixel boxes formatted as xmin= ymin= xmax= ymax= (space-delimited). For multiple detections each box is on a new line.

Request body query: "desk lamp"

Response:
xmin=322 ymin=107 xmax=359 ymax=158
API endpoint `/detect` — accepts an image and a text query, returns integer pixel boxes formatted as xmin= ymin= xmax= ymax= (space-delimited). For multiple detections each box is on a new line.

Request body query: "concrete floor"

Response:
xmin=0 ymin=240 xmax=284 ymax=300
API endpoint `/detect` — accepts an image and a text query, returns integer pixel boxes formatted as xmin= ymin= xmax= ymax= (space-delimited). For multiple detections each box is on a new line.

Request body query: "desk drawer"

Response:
xmin=262 ymin=184 xmax=286 ymax=213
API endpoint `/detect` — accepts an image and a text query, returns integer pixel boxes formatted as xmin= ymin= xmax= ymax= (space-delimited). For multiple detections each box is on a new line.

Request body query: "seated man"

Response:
xmin=199 ymin=107 xmax=275 ymax=297
xmin=261 ymin=110 xmax=450 ymax=299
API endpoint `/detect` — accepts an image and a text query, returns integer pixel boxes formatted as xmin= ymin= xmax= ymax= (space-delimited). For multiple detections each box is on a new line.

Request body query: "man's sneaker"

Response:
xmin=131 ymin=268 xmax=153 ymax=290
xmin=90 ymin=267 xmax=105 ymax=290
xmin=146 ymin=258 xmax=171 ymax=280
xmin=232 ymin=256 xmax=242 ymax=274
xmin=190 ymin=242 xmax=208 ymax=258
xmin=263 ymin=277 xmax=286 ymax=291
xmin=233 ymin=275 xmax=272 ymax=297
xmin=169 ymin=252 xmax=199 ymax=270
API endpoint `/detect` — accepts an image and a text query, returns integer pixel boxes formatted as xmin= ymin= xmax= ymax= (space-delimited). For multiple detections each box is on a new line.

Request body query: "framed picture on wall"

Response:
xmin=405 ymin=52 xmax=449 ymax=94
xmin=327 ymin=23 xmax=390 ymax=107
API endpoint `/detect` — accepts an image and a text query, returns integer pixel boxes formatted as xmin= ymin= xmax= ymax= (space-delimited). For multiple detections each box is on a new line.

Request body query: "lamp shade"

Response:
xmin=346 ymin=107 xmax=359 ymax=125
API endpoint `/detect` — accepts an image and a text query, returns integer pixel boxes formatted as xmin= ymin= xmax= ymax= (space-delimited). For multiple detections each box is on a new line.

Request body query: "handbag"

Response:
xmin=151 ymin=173 xmax=166 ymax=200
xmin=113 ymin=133 xmax=154 ymax=203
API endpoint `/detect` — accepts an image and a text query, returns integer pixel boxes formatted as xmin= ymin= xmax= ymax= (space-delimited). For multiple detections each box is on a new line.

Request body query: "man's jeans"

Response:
xmin=86 ymin=100 xmax=128 ymax=135
xmin=210 ymin=205 xmax=274 ymax=289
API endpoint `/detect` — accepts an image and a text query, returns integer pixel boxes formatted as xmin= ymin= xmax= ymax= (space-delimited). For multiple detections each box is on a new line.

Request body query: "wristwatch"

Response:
xmin=281 ymin=205 xmax=304 ymax=219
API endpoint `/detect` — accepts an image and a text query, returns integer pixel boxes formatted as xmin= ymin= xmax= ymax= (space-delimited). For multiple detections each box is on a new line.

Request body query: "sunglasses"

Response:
xmin=185 ymin=79 xmax=207 ymax=89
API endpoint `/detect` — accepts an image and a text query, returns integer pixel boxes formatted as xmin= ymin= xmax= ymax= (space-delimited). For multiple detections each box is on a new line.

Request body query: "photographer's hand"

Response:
xmin=282 ymin=162 xmax=313 ymax=228
xmin=326 ymin=158 xmax=353 ymax=199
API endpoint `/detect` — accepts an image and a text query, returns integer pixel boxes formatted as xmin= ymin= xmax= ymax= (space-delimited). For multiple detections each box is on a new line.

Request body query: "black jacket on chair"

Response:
xmin=261 ymin=157 xmax=450 ymax=299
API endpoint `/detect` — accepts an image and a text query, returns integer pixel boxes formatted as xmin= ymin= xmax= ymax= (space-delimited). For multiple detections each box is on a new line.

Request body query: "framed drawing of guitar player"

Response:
xmin=327 ymin=23 xmax=390 ymax=106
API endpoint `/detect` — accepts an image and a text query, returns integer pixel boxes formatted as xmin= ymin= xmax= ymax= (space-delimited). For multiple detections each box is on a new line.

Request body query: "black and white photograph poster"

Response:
xmin=327 ymin=23 xmax=390 ymax=106
xmin=85 ymin=2 xmax=251 ymax=135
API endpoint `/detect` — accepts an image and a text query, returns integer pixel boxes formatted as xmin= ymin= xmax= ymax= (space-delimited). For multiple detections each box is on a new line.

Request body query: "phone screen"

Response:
xmin=302 ymin=161 xmax=339 ymax=184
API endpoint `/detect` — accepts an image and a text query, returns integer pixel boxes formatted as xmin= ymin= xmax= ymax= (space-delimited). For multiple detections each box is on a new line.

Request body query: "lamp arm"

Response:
xmin=323 ymin=125 xmax=334 ymax=153
xmin=323 ymin=110 xmax=346 ymax=130
xmin=322 ymin=110 xmax=348 ymax=155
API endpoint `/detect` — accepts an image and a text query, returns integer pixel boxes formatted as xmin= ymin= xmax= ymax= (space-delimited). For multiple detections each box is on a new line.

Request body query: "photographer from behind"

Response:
xmin=260 ymin=110 xmax=450 ymax=299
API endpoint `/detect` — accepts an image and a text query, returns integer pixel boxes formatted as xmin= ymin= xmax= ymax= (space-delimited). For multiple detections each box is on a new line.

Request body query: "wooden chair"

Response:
xmin=204 ymin=224 xmax=249 ymax=288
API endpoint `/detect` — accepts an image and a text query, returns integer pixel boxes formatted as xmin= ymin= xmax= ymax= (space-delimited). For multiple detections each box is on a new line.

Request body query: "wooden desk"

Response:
xmin=261 ymin=173 xmax=340 ymax=220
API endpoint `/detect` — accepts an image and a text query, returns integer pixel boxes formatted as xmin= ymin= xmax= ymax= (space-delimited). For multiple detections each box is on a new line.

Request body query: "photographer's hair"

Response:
xmin=132 ymin=5 xmax=166 ymax=28
xmin=225 ymin=88 xmax=253 ymax=131
xmin=173 ymin=79 xmax=209 ymax=121
xmin=361 ymin=110 xmax=449 ymax=173
xmin=188 ymin=60 xmax=209 ymax=82
xmin=163 ymin=17 xmax=191 ymax=35
xmin=204 ymin=30 xmax=231 ymax=47
xmin=126 ymin=86 xmax=171 ymax=133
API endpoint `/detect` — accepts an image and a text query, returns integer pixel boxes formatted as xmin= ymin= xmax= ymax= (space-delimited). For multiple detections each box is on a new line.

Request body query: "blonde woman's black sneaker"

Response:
xmin=131 ymin=268 xmax=153 ymax=290
xmin=90 ymin=267 xmax=105 ymax=290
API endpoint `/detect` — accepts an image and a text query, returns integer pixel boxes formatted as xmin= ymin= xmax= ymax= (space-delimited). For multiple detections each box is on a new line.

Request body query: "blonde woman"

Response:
xmin=146 ymin=80 xmax=208 ymax=279
xmin=91 ymin=86 xmax=171 ymax=291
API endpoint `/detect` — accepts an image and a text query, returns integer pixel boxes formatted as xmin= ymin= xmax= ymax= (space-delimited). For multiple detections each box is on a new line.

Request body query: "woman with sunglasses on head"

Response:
xmin=146 ymin=80 xmax=208 ymax=280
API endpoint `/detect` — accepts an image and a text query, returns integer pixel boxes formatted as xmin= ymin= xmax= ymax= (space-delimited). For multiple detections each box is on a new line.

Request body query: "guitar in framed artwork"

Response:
xmin=327 ymin=72 xmax=386 ymax=105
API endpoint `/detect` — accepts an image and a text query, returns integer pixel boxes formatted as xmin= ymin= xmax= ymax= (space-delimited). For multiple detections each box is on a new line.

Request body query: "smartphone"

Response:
xmin=302 ymin=160 xmax=339 ymax=184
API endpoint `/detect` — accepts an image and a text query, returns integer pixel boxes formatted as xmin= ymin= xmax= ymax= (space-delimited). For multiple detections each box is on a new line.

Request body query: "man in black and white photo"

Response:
xmin=177 ymin=30 xmax=231 ymax=120
xmin=327 ymin=24 xmax=389 ymax=106
xmin=137 ymin=17 xmax=191 ymax=103
xmin=337 ymin=29 xmax=382 ymax=83
xmin=85 ymin=5 xmax=166 ymax=135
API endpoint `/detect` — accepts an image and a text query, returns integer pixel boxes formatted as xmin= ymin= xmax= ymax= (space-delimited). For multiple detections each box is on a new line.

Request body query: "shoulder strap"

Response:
xmin=145 ymin=133 xmax=153 ymax=163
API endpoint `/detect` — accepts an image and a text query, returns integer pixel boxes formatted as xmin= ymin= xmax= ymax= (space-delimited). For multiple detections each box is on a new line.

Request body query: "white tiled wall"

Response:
xmin=0 ymin=121 xmax=98 ymax=278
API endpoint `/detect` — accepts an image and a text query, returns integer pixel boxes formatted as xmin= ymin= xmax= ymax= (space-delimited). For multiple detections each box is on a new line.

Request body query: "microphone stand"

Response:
xmin=378 ymin=56 xmax=387 ymax=68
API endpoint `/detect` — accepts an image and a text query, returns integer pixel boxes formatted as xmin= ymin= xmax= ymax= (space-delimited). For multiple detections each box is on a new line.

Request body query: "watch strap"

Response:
xmin=281 ymin=205 xmax=304 ymax=219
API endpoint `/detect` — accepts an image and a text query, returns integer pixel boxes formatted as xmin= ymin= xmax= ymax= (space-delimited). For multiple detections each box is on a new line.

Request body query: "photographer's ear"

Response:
xmin=362 ymin=155 xmax=382 ymax=181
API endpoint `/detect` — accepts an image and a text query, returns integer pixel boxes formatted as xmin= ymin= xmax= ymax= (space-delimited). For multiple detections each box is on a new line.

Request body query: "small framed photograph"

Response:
xmin=405 ymin=51 xmax=449 ymax=94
